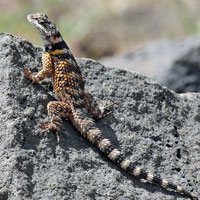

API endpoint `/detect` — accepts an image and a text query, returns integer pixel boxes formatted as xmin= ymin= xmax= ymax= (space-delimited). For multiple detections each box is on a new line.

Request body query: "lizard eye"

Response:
xmin=39 ymin=21 xmax=50 ymax=28
xmin=40 ymin=21 xmax=50 ymax=27
xmin=39 ymin=19 xmax=47 ymax=24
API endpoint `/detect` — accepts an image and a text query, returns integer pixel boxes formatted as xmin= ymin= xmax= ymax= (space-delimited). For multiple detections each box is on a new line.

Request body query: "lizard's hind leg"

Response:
xmin=38 ymin=101 xmax=71 ymax=142
xmin=84 ymin=92 xmax=116 ymax=120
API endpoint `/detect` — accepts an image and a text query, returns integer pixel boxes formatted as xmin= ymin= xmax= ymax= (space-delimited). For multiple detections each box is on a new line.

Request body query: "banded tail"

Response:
xmin=71 ymin=107 xmax=198 ymax=200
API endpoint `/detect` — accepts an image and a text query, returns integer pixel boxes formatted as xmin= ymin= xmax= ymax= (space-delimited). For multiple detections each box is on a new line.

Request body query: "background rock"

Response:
xmin=0 ymin=33 xmax=199 ymax=200
xmin=162 ymin=46 xmax=200 ymax=93
xmin=100 ymin=37 xmax=200 ymax=93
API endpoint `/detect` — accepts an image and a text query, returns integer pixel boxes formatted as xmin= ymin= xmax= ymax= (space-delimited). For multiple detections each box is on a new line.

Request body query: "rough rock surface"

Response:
xmin=100 ymin=37 xmax=200 ymax=93
xmin=0 ymin=33 xmax=199 ymax=200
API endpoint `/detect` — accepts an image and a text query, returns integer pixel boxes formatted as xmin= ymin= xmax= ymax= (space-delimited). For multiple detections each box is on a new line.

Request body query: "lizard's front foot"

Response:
xmin=38 ymin=121 xmax=61 ymax=143
xmin=23 ymin=68 xmax=37 ymax=84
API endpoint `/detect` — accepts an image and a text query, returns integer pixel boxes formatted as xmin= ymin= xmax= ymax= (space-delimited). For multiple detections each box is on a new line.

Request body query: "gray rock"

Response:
xmin=162 ymin=46 xmax=200 ymax=93
xmin=100 ymin=37 xmax=200 ymax=93
xmin=0 ymin=33 xmax=199 ymax=200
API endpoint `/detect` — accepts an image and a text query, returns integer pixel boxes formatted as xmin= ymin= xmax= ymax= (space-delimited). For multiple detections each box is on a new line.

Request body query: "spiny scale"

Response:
xmin=23 ymin=13 xmax=198 ymax=199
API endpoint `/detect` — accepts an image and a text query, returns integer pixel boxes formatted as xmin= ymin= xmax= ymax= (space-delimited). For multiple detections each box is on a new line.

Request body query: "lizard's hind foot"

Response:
xmin=38 ymin=121 xmax=61 ymax=143
xmin=38 ymin=121 xmax=60 ymax=132
xmin=85 ymin=92 xmax=117 ymax=119
xmin=99 ymin=101 xmax=118 ymax=118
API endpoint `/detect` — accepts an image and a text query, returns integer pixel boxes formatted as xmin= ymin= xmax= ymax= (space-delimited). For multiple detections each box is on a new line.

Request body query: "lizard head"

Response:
xmin=27 ymin=13 xmax=58 ymax=40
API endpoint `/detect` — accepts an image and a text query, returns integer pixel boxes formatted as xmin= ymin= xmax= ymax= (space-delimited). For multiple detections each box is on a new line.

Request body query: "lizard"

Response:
xmin=22 ymin=13 xmax=198 ymax=199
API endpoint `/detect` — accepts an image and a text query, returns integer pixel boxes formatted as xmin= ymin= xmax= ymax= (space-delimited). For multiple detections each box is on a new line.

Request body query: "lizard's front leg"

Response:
xmin=38 ymin=101 xmax=71 ymax=142
xmin=23 ymin=52 xmax=53 ymax=84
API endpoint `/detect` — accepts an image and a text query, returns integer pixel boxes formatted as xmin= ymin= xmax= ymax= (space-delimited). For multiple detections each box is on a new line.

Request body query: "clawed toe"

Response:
xmin=99 ymin=101 xmax=118 ymax=118
xmin=103 ymin=110 xmax=113 ymax=117
xmin=23 ymin=68 xmax=37 ymax=85
xmin=38 ymin=121 xmax=60 ymax=132
xmin=103 ymin=101 xmax=118 ymax=110
xmin=55 ymin=132 xmax=60 ymax=143
xmin=38 ymin=121 xmax=50 ymax=130
xmin=38 ymin=121 xmax=61 ymax=143
xmin=23 ymin=68 xmax=32 ymax=79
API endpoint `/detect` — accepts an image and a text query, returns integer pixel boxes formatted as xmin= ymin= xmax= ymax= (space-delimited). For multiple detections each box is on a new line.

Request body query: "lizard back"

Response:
xmin=50 ymin=43 xmax=85 ymax=107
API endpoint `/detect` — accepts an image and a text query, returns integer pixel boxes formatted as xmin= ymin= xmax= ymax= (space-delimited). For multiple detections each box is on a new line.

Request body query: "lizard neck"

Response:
xmin=42 ymin=32 xmax=68 ymax=53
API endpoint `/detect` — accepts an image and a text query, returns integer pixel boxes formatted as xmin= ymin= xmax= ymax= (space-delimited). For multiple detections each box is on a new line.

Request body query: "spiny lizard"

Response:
xmin=23 ymin=13 xmax=198 ymax=199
